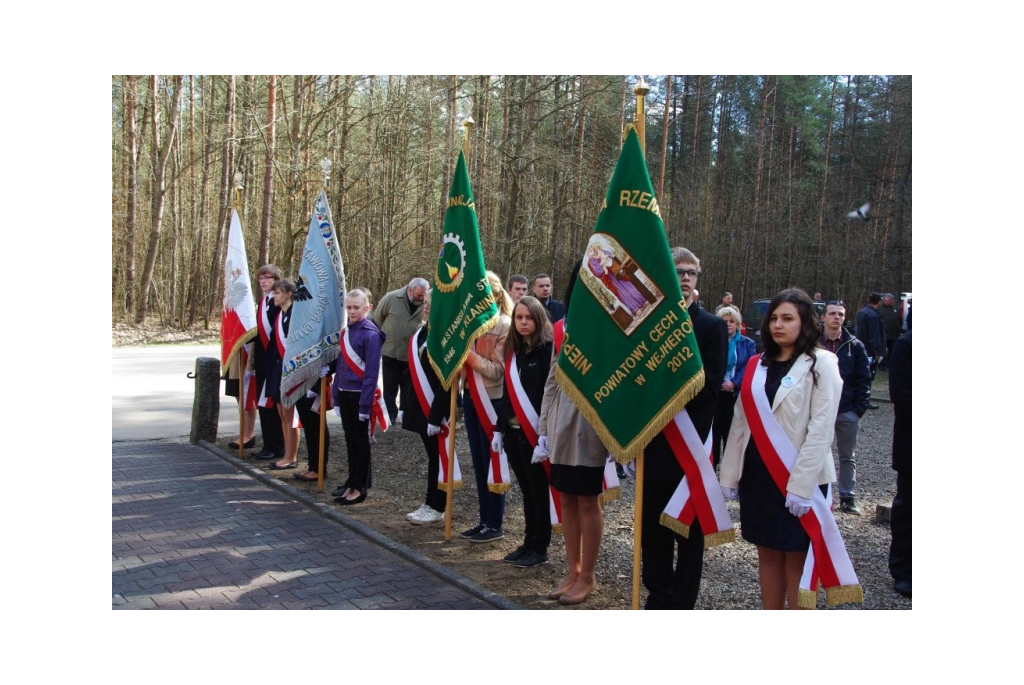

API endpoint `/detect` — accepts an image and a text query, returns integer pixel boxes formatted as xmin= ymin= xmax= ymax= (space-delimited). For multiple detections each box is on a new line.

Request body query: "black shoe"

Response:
xmin=335 ymin=490 xmax=367 ymax=506
xmin=894 ymin=580 xmax=912 ymax=597
xmin=839 ymin=498 xmax=862 ymax=515
xmin=331 ymin=485 xmax=349 ymax=498
xmin=866 ymin=401 xmax=879 ymax=410
xmin=460 ymin=523 xmax=485 ymax=539
xmin=503 ymin=545 xmax=528 ymax=563
xmin=229 ymin=437 xmax=257 ymax=449
xmin=470 ymin=526 xmax=504 ymax=543
xmin=515 ymin=551 xmax=549 ymax=568
xmin=253 ymin=449 xmax=280 ymax=460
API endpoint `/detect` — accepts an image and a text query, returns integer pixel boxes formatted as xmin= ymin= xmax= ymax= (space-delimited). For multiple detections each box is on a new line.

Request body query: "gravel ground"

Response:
xmin=116 ymin=324 xmax=911 ymax=610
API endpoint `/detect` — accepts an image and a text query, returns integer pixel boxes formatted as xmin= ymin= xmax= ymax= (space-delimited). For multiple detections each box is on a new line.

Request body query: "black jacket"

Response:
xmin=496 ymin=341 xmax=553 ymax=433
xmin=645 ymin=300 xmax=728 ymax=482
xmin=400 ymin=327 xmax=450 ymax=434
xmin=888 ymin=330 xmax=912 ymax=472
xmin=828 ymin=328 xmax=871 ymax=416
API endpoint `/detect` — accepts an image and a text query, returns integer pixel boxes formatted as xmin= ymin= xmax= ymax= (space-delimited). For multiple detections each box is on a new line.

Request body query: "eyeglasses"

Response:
xmin=676 ymin=269 xmax=700 ymax=279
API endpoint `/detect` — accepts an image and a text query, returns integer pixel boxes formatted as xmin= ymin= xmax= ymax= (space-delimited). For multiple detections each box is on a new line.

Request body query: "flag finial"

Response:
xmin=232 ymin=172 xmax=244 ymax=210
xmin=632 ymin=77 xmax=650 ymax=153
xmin=320 ymin=157 xmax=332 ymax=188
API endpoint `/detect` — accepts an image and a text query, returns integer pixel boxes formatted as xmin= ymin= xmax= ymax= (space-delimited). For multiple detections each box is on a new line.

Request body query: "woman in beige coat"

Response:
xmin=719 ymin=288 xmax=841 ymax=609
xmin=535 ymin=263 xmax=606 ymax=605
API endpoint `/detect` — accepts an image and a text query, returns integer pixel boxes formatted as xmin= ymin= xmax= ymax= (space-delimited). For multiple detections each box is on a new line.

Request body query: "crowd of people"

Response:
xmin=226 ymin=259 xmax=912 ymax=608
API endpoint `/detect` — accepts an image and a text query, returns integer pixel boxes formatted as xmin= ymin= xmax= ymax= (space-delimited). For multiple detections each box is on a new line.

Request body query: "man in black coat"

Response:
xmin=531 ymin=273 xmax=567 ymax=322
xmin=888 ymin=330 xmax=912 ymax=597
xmin=640 ymin=247 xmax=728 ymax=609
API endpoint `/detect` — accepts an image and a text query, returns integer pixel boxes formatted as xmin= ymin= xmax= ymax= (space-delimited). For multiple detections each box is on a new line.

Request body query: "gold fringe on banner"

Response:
xmin=825 ymin=584 xmax=864 ymax=606
xmin=797 ymin=588 xmax=818 ymax=609
xmin=602 ymin=486 xmax=621 ymax=504
xmin=487 ymin=483 xmax=511 ymax=494
xmin=556 ymin=366 xmax=706 ymax=465
xmin=659 ymin=512 xmax=691 ymax=538
xmin=702 ymin=529 xmax=736 ymax=548
xmin=551 ymin=523 xmax=563 ymax=535
xmin=439 ymin=480 xmax=464 ymax=490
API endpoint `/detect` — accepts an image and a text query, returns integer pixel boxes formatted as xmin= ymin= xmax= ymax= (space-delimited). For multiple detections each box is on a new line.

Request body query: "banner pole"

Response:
xmin=444 ymin=372 xmax=460 ymax=541
xmin=318 ymin=376 xmax=327 ymax=491
xmin=462 ymin=116 xmax=474 ymax=162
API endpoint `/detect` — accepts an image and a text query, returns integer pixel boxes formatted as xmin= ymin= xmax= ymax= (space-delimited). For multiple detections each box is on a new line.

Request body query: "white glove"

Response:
xmin=532 ymin=435 xmax=550 ymax=463
xmin=491 ymin=432 xmax=503 ymax=454
xmin=426 ymin=423 xmax=441 ymax=437
xmin=306 ymin=390 xmax=317 ymax=399
xmin=244 ymin=369 xmax=255 ymax=382
xmin=358 ymin=412 xmax=370 ymax=421
xmin=319 ymin=365 xmax=330 ymax=378
xmin=720 ymin=486 xmax=738 ymax=501
xmin=867 ymin=357 xmax=874 ymax=365
xmin=785 ymin=492 xmax=812 ymax=517
xmin=334 ymin=405 xmax=342 ymax=418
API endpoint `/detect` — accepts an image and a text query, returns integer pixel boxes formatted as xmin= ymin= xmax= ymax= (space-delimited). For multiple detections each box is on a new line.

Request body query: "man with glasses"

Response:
xmin=639 ymin=246 xmax=727 ymax=609
xmin=249 ymin=264 xmax=286 ymax=460
xmin=820 ymin=301 xmax=871 ymax=515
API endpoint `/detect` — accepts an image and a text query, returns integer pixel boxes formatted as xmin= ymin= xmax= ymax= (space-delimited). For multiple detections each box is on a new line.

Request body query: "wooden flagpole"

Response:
xmin=318 ymin=376 xmax=327 ymax=492
xmin=630 ymin=77 xmax=650 ymax=611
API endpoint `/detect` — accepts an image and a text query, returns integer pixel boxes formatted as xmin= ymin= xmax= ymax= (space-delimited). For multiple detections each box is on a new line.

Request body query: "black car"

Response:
xmin=742 ymin=299 xmax=827 ymax=351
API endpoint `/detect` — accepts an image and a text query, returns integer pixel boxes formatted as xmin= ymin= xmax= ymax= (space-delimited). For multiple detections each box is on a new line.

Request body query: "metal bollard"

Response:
xmin=190 ymin=357 xmax=220 ymax=444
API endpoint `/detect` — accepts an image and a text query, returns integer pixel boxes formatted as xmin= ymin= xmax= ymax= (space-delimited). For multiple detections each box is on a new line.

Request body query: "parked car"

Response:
xmin=742 ymin=298 xmax=827 ymax=351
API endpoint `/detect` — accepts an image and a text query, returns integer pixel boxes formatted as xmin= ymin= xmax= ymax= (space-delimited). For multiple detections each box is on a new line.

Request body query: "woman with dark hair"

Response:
xmin=265 ymin=278 xmax=300 ymax=470
xmin=719 ymin=288 xmax=842 ymax=609
xmin=492 ymin=296 xmax=554 ymax=567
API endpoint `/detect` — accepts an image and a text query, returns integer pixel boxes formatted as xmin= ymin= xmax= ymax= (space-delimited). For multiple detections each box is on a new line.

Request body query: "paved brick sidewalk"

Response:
xmin=113 ymin=440 xmax=512 ymax=609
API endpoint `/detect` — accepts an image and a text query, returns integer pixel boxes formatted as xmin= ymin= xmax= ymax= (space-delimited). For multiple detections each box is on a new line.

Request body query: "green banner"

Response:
xmin=556 ymin=126 xmax=704 ymax=463
xmin=427 ymin=149 xmax=498 ymax=390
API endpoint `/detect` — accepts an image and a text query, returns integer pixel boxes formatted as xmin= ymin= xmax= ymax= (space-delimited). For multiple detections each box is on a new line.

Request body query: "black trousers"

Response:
xmin=339 ymin=391 xmax=371 ymax=491
xmin=381 ymin=355 xmax=408 ymax=421
xmin=418 ymin=433 xmax=447 ymax=512
xmin=258 ymin=405 xmax=285 ymax=456
xmin=712 ymin=391 xmax=737 ymax=470
xmin=506 ymin=428 xmax=551 ymax=553
xmin=641 ymin=476 xmax=705 ymax=609
xmin=296 ymin=394 xmax=329 ymax=472
xmin=889 ymin=467 xmax=912 ymax=583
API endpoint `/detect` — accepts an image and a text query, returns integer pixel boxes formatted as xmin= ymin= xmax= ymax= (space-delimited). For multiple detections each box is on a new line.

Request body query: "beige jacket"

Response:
xmin=719 ymin=350 xmax=841 ymax=499
xmin=464 ymin=315 xmax=510 ymax=400
xmin=538 ymin=346 xmax=607 ymax=469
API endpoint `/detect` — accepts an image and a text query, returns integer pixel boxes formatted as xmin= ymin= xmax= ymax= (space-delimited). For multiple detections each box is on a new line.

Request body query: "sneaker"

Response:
xmin=409 ymin=507 xmax=444 ymax=525
xmin=406 ymin=504 xmax=430 ymax=522
xmin=470 ymin=526 xmax=504 ymax=543
xmin=396 ymin=410 xmax=404 ymax=424
xmin=503 ymin=545 xmax=528 ymax=563
xmin=866 ymin=401 xmax=880 ymax=410
xmin=460 ymin=523 xmax=486 ymax=539
xmin=839 ymin=498 xmax=862 ymax=515
xmin=515 ymin=551 xmax=549 ymax=568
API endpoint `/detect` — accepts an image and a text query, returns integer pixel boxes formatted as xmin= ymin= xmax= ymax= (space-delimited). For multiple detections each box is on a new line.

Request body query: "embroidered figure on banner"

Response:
xmin=580 ymin=232 xmax=664 ymax=335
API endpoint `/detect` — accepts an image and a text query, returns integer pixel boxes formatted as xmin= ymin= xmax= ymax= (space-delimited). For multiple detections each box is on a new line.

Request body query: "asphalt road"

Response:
xmin=112 ymin=344 xmax=220 ymax=441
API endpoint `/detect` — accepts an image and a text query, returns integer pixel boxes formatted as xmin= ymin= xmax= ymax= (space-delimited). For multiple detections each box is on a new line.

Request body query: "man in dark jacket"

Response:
xmin=855 ymin=293 xmax=886 ymax=374
xmin=878 ymin=293 xmax=902 ymax=369
xmin=820 ymin=301 xmax=871 ymax=514
xmin=640 ymin=247 xmax=727 ymax=609
xmin=888 ymin=330 xmax=912 ymax=597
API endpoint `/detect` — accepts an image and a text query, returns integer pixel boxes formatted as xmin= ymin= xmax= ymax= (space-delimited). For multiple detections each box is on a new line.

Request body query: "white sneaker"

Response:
xmin=409 ymin=507 xmax=444 ymax=525
xmin=405 ymin=504 xmax=430 ymax=521
xmin=396 ymin=410 xmax=404 ymax=424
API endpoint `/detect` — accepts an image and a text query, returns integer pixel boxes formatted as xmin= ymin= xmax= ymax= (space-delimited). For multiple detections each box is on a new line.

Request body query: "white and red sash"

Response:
xmin=340 ymin=325 xmax=391 ymax=441
xmin=258 ymin=295 xmax=273 ymax=349
xmin=601 ymin=455 xmax=621 ymax=503
xmin=465 ymin=362 xmax=510 ymax=494
xmin=277 ymin=310 xmax=304 ymax=404
xmin=740 ymin=355 xmax=863 ymax=607
xmin=408 ymin=328 xmax=462 ymax=489
xmin=658 ymin=410 xmax=735 ymax=547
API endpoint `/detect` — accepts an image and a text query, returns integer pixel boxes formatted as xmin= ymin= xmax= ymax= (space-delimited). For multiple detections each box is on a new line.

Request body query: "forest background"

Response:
xmin=110 ymin=75 xmax=911 ymax=327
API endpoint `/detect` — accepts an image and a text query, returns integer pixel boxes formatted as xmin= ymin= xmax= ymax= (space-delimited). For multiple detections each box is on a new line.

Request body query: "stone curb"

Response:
xmin=198 ymin=440 xmax=519 ymax=610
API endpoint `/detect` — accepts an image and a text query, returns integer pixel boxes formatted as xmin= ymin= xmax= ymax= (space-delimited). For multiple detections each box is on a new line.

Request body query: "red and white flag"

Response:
xmin=221 ymin=209 xmax=257 ymax=375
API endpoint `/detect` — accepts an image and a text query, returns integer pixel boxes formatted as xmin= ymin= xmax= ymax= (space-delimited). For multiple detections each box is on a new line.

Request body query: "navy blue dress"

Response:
xmin=738 ymin=358 xmax=825 ymax=552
